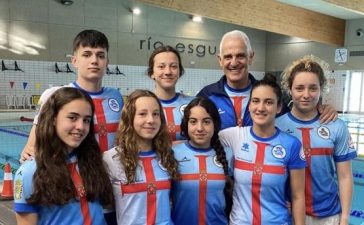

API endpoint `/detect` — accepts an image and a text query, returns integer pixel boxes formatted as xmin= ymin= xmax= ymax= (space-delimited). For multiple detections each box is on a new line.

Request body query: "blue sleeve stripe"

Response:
xmin=334 ymin=151 xmax=358 ymax=162
xmin=13 ymin=203 xmax=39 ymax=213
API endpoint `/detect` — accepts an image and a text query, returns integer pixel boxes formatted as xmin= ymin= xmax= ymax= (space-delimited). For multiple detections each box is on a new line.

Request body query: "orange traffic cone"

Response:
xmin=0 ymin=163 xmax=13 ymax=200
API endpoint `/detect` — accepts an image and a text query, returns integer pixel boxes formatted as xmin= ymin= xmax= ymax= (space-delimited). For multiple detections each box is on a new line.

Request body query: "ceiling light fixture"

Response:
xmin=61 ymin=0 xmax=73 ymax=6
xmin=132 ymin=8 xmax=141 ymax=15
xmin=192 ymin=16 xmax=203 ymax=23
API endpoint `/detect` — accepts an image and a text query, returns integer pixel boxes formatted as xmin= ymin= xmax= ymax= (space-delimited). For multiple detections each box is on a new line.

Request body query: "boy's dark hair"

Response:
xmin=73 ymin=29 xmax=109 ymax=52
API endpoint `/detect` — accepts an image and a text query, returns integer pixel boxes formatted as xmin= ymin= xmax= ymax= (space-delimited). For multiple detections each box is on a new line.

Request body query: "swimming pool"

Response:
xmin=0 ymin=124 xmax=29 ymax=175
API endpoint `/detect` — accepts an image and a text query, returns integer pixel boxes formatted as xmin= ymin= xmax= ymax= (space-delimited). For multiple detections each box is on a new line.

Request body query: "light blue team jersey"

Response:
xmin=35 ymin=81 xmax=123 ymax=152
xmin=103 ymin=148 xmax=173 ymax=225
xmin=171 ymin=142 xmax=233 ymax=225
xmin=13 ymin=153 xmax=106 ymax=225
xmin=71 ymin=82 xmax=123 ymax=152
xmin=219 ymin=126 xmax=306 ymax=225
xmin=160 ymin=93 xmax=193 ymax=141
xmin=276 ymin=112 xmax=357 ymax=217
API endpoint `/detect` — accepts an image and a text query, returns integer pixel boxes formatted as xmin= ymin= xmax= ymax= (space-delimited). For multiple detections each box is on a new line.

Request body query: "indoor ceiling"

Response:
xmin=136 ymin=0 xmax=364 ymax=46
xmin=277 ymin=0 xmax=364 ymax=20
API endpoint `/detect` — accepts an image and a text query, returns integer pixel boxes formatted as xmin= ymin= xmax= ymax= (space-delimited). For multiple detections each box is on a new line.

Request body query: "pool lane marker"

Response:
xmin=0 ymin=128 xmax=29 ymax=138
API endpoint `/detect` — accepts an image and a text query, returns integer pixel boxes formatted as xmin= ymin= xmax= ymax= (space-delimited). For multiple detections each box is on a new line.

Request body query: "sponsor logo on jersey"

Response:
xmin=178 ymin=156 xmax=191 ymax=162
xmin=317 ymin=126 xmax=330 ymax=139
xmin=285 ymin=129 xmax=294 ymax=134
xmin=158 ymin=159 xmax=168 ymax=171
xmin=218 ymin=108 xmax=225 ymax=114
xmin=179 ymin=104 xmax=188 ymax=116
xmin=272 ymin=145 xmax=286 ymax=159
xmin=14 ymin=179 xmax=23 ymax=200
xmin=241 ymin=143 xmax=249 ymax=152
xmin=213 ymin=155 xmax=223 ymax=168
xmin=108 ymin=98 xmax=120 ymax=112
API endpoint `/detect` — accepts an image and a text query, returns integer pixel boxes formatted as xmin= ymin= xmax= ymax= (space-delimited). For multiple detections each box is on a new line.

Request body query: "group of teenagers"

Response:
xmin=12 ymin=28 xmax=357 ymax=225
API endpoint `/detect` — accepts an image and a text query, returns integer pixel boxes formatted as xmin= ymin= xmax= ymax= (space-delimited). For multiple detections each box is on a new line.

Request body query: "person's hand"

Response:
xmin=19 ymin=146 xmax=35 ymax=163
xmin=318 ymin=104 xmax=338 ymax=124
xmin=339 ymin=217 xmax=348 ymax=225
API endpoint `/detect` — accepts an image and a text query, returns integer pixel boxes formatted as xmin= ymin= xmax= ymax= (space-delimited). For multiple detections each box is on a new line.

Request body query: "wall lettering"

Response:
xmin=139 ymin=37 xmax=217 ymax=57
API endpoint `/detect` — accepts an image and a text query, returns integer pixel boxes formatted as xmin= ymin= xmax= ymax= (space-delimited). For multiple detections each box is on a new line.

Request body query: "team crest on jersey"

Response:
xmin=272 ymin=145 xmax=286 ymax=159
xmin=299 ymin=147 xmax=306 ymax=161
xmin=108 ymin=98 xmax=120 ymax=112
xmin=317 ymin=126 xmax=330 ymax=139
xmin=241 ymin=143 xmax=249 ymax=152
xmin=213 ymin=155 xmax=223 ymax=168
xmin=158 ymin=160 xmax=168 ymax=171
xmin=14 ymin=179 xmax=23 ymax=200
xmin=179 ymin=104 xmax=188 ymax=116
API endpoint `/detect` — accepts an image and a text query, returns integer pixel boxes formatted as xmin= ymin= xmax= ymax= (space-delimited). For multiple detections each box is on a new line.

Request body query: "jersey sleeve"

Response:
xmin=102 ymin=148 xmax=117 ymax=181
xmin=13 ymin=160 xmax=39 ymax=213
xmin=224 ymin=147 xmax=234 ymax=176
xmin=218 ymin=127 xmax=239 ymax=148
xmin=287 ymin=137 xmax=306 ymax=170
xmin=332 ymin=119 xmax=357 ymax=162
xmin=33 ymin=87 xmax=62 ymax=124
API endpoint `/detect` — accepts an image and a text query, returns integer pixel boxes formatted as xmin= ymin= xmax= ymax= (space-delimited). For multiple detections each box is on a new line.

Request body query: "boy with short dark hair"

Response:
xmin=20 ymin=29 xmax=122 ymax=225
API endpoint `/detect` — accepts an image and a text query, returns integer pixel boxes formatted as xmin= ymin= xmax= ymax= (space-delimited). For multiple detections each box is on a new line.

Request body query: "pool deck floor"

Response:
xmin=0 ymin=200 xmax=15 ymax=225
xmin=0 ymin=183 xmax=16 ymax=225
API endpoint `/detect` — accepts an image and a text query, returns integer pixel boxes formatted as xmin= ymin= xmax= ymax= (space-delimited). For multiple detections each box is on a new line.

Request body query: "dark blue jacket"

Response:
xmin=197 ymin=74 xmax=258 ymax=130
xmin=197 ymin=74 xmax=290 ymax=130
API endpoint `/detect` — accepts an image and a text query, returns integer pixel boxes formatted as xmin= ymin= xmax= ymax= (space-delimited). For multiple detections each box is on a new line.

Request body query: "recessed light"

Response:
xmin=132 ymin=8 xmax=141 ymax=15
xmin=61 ymin=0 xmax=73 ymax=6
xmin=192 ymin=16 xmax=203 ymax=23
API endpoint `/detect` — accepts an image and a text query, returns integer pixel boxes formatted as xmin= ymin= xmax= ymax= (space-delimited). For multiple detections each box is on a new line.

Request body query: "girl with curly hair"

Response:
xmin=14 ymin=87 xmax=114 ymax=225
xmin=277 ymin=55 xmax=357 ymax=225
xmin=103 ymin=89 xmax=179 ymax=225
xmin=171 ymin=97 xmax=234 ymax=225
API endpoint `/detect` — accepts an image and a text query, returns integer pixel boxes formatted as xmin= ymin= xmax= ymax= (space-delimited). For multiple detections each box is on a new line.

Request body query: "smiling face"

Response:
xmin=218 ymin=35 xmax=253 ymax=89
xmin=151 ymin=51 xmax=180 ymax=92
xmin=187 ymin=105 xmax=214 ymax=149
xmin=133 ymin=96 xmax=162 ymax=150
xmin=54 ymin=99 xmax=92 ymax=153
xmin=290 ymin=71 xmax=321 ymax=119
xmin=249 ymin=85 xmax=281 ymax=130
xmin=72 ymin=46 xmax=108 ymax=88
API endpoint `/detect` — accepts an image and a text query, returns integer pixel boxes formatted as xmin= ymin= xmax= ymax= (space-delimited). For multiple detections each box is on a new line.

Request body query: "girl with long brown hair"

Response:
xmin=14 ymin=87 xmax=114 ymax=225
xmin=103 ymin=89 xmax=179 ymax=225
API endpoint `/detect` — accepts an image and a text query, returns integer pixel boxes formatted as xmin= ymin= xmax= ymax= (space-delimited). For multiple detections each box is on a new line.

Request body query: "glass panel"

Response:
xmin=348 ymin=72 xmax=361 ymax=112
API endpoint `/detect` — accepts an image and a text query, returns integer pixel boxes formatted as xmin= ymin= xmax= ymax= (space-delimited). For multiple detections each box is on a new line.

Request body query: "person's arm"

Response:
xmin=20 ymin=125 xmax=37 ymax=163
xmin=290 ymin=169 xmax=305 ymax=225
xmin=336 ymin=161 xmax=353 ymax=225
xmin=16 ymin=212 xmax=38 ymax=225
xmin=318 ymin=104 xmax=338 ymax=124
